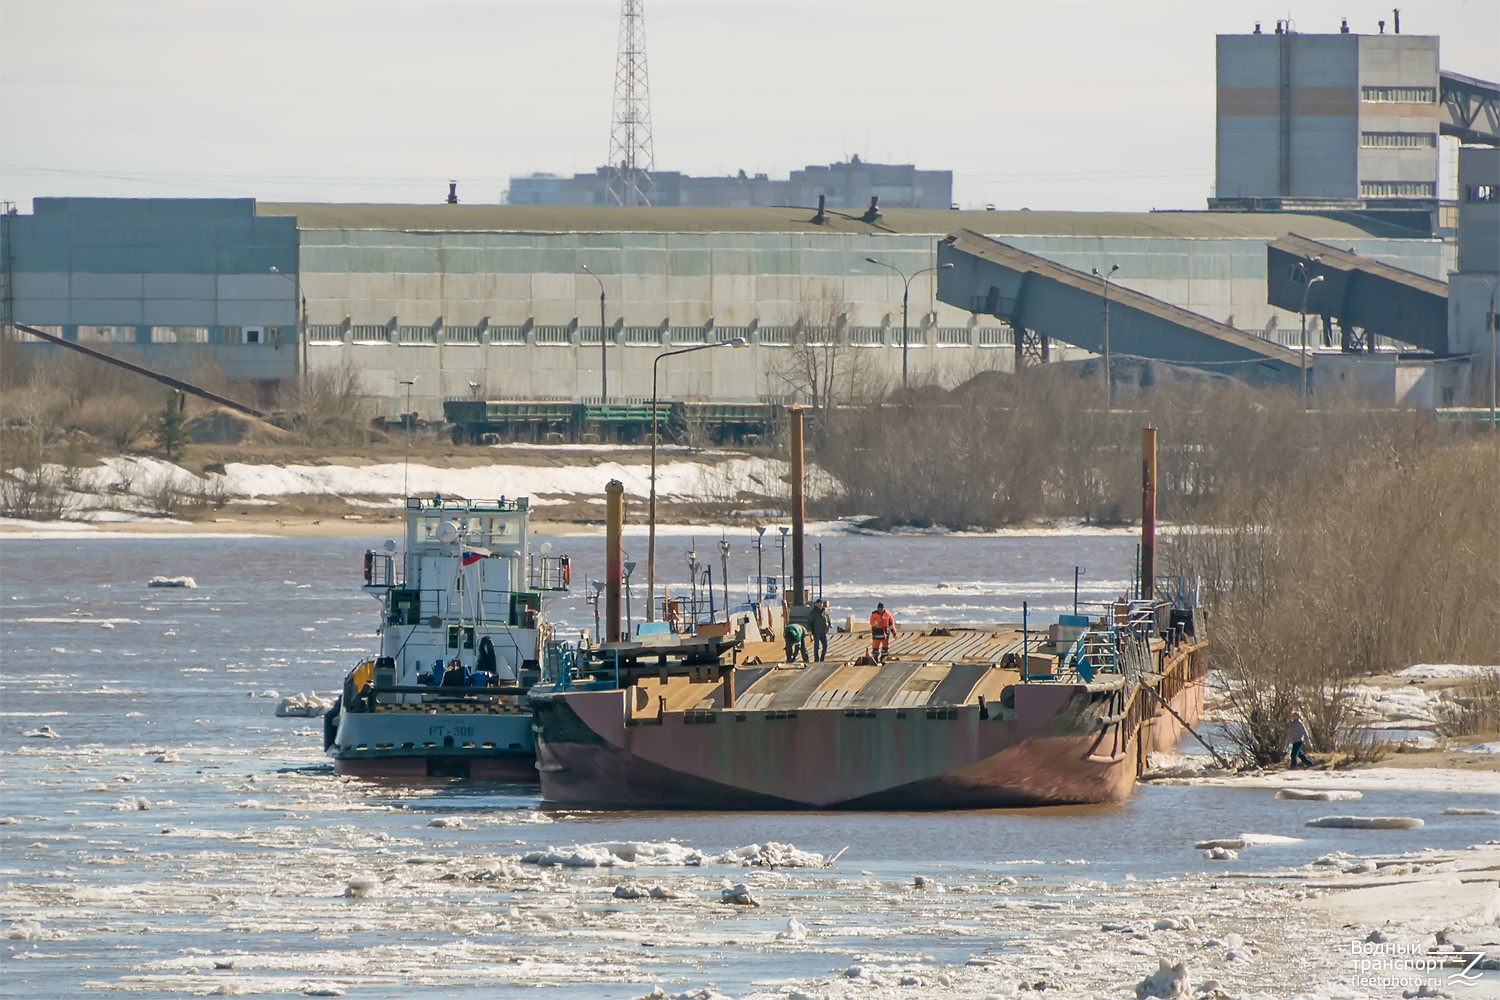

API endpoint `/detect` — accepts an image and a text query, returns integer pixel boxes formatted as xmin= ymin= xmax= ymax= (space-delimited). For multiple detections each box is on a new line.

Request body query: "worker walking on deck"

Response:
xmin=1286 ymin=712 xmax=1315 ymax=769
xmin=869 ymin=603 xmax=895 ymax=662
xmin=783 ymin=621 xmax=810 ymax=663
xmin=808 ymin=599 xmax=831 ymax=662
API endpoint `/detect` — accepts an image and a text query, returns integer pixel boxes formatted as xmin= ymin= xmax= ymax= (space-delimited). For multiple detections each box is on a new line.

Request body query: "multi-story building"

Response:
xmin=1213 ymin=18 xmax=1441 ymax=219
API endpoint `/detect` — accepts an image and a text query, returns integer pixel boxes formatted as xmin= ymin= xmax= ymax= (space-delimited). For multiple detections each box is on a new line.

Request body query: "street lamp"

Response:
xmin=685 ymin=546 xmax=700 ymax=620
xmin=754 ymin=525 xmax=766 ymax=603
xmin=268 ymin=266 xmax=307 ymax=380
xmin=718 ymin=537 xmax=731 ymax=622
xmin=1090 ymin=265 xmax=1119 ymax=411
xmin=581 ymin=263 xmax=608 ymax=403
xmin=622 ymin=560 xmax=636 ymax=638
xmin=778 ymin=525 xmax=789 ymax=598
xmin=395 ymin=377 xmax=417 ymax=496
xmin=589 ymin=580 xmax=605 ymax=642
xmin=865 ymin=258 xmax=955 ymax=389
xmin=646 ymin=337 xmax=747 ymax=620
xmin=1295 ymin=257 xmax=1326 ymax=409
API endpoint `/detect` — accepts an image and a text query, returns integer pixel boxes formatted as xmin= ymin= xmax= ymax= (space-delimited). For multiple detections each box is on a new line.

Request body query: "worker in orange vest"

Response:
xmin=869 ymin=602 xmax=895 ymax=662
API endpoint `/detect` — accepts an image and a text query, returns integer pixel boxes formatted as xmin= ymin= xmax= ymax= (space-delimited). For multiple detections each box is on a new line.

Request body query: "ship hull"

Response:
xmin=332 ymin=753 xmax=535 ymax=781
xmin=532 ymin=644 xmax=1207 ymax=810
xmin=328 ymin=701 xmax=537 ymax=782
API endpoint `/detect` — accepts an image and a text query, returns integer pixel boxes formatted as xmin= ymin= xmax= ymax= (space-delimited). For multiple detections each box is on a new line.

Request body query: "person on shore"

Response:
xmin=808 ymin=599 xmax=831 ymax=663
xmin=783 ymin=621 xmax=810 ymax=663
xmin=869 ymin=602 xmax=895 ymax=662
xmin=1286 ymin=712 xmax=1315 ymax=769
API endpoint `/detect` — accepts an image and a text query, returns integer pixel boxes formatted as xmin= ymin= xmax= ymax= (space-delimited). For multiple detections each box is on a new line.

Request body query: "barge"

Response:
xmin=530 ymin=421 xmax=1208 ymax=809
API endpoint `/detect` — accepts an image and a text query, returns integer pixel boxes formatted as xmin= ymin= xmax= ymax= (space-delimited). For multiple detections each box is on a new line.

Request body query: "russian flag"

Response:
xmin=462 ymin=547 xmax=489 ymax=566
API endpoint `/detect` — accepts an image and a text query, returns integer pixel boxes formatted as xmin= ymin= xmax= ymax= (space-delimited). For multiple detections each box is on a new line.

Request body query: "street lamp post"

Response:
xmin=1090 ymin=265 xmax=1119 ymax=411
xmin=718 ymin=538 xmax=730 ymax=623
xmin=581 ymin=264 xmax=608 ymax=403
xmin=647 ymin=337 xmax=747 ymax=620
xmin=268 ymin=266 xmax=307 ymax=380
xmin=395 ymin=377 xmax=416 ymax=496
xmin=589 ymin=580 xmax=604 ymax=642
xmin=778 ymin=526 xmax=789 ymax=598
xmin=1295 ymin=258 xmax=1326 ymax=408
xmin=622 ymin=560 xmax=636 ymax=638
xmin=686 ymin=546 xmax=699 ymax=620
xmin=864 ymin=258 xmax=954 ymax=389
xmin=754 ymin=525 xmax=766 ymax=603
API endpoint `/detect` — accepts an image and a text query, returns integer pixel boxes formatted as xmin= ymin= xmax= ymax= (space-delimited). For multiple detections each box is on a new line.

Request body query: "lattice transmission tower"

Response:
xmin=606 ymin=0 xmax=655 ymax=206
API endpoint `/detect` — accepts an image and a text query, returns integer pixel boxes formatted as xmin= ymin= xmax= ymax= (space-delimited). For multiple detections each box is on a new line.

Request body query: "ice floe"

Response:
xmin=518 ymin=840 xmax=825 ymax=869
xmin=1134 ymin=957 xmax=1190 ymax=998
xmin=719 ymin=883 xmax=759 ymax=906
xmin=1304 ymin=815 xmax=1425 ymax=829
xmin=1276 ymin=788 xmax=1364 ymax=801
xmin=147 ymin=575 xmax=197 ymax=589
xmin=343 ymin=875 xmax=379 ymax=898
xmin=275 ymin=692 xmax=334 ymax=717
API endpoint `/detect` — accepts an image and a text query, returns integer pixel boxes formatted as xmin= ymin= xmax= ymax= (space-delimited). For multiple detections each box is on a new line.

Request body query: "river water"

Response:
xmin=2 ymin=528 xmax=1496 ymax=999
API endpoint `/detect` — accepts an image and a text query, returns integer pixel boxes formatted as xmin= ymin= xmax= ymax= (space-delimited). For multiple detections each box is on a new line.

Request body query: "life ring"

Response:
xmin=560 ymin=556 xmax=572 ymax=588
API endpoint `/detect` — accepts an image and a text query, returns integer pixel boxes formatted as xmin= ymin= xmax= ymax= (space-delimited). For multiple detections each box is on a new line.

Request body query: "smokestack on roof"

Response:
xmin=447 ymin=181 xmax=459 ymax=205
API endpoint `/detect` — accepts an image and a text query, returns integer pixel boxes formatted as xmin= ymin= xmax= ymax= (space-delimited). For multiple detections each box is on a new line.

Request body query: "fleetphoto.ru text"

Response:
xmin=1347 ymin=939 xmax=1487 ymax=992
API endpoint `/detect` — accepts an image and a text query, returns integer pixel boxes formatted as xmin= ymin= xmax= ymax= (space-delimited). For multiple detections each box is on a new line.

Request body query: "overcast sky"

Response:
xmin=2 ymin=0 xmax=1496 ymax=213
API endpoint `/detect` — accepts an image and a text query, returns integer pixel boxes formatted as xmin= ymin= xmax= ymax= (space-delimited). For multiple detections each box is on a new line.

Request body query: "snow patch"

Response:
xmin=1395 ymin=663 xmax=1500 ymax=679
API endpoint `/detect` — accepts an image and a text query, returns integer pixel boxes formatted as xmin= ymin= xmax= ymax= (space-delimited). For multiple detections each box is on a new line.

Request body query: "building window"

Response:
xmin=5 ymin=324 xmax=60 ymax=342
xmin=489 ymin=325 xmax=526 ymax=345
xmin=534 ymin=324 xmax=571 ymax=345
xmin=1467 ymin=184 xmax=1498 ymax=203
xmin=77 ymin=325 xmax=132 ymax=342
xmin=1360 ymin=131 xmax=1437 ymax=148
xmin=1360 ymin=180 xmax=1436 ymax=198
xmin=307 ymin=324 xmax=344 ymax=343
xmin=1360 ymin=86 xmax=1437 ymax=103
xmin=350 ymin=324 xmax=388 ymax=342
xmin=150 ymin=326 xmax=210 ymax=343
xmin=397 ymin=325 xmax=433 ymax=344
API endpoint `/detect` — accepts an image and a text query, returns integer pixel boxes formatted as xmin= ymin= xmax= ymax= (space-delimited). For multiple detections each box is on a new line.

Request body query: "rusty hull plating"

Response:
xmin=531 ymin=624 xmax=1208 ymax=810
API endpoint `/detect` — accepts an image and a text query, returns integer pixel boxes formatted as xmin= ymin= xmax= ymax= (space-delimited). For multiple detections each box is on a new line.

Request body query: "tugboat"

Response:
xmin=324 ymin=495 xmax=572 ymax=779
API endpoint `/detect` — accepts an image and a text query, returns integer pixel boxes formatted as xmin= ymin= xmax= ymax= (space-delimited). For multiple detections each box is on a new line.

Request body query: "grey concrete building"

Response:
xmin=507 ymin=156 xmax=953 ymax=210
xmin=1214 ymin=22 xmax=1440 ymax=213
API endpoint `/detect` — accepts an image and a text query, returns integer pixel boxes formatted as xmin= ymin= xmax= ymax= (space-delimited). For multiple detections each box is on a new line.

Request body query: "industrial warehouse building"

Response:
xmin=0 ymin=198 xmax=1460 ymax=417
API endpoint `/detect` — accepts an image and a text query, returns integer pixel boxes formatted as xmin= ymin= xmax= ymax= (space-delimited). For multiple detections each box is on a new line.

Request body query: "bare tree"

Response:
xmin=765 ymin=285 xmax=885 ymax=415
